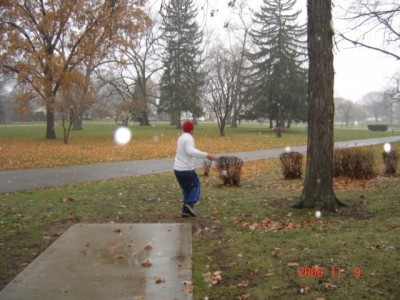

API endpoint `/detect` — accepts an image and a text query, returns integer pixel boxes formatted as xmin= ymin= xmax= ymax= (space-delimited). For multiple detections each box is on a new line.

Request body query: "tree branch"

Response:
xmin=337 ymin=33 xmax=400 ymax=60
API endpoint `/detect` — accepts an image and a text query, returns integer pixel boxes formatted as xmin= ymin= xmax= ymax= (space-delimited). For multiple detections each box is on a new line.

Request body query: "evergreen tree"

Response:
xmin=159 ymin=0 xmax=203 ymax=127
xmin=248 ymin=0 xmax=308 ymax=127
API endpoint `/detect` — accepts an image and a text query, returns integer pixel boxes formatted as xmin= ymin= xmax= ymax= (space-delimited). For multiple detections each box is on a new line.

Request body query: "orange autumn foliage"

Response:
xmin=0 ymin=129 xmax=307 ymax=171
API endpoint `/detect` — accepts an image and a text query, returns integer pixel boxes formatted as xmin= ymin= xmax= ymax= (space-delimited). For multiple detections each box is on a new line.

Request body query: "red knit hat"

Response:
xmin=182 ymin=120 xmax=194 ymax=133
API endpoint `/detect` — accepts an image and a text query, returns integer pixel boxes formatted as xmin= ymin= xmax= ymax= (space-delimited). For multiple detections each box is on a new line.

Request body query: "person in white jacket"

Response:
xmin=174 ymin=120 xmax=216 ymax=217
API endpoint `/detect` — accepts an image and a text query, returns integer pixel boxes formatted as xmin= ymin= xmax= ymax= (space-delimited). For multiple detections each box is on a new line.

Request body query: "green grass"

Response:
xmin=1 ymin=122 xmax=399 ymax=298
xmin=0 ymin=120 xmax=397 ymax=141
xmin=1 ymin=155 xmax=399 ymax=299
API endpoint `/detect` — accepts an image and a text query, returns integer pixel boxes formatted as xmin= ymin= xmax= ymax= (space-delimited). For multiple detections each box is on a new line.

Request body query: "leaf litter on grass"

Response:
xmin=235 ymin=215 xmax=330 ymax=233
xmin=1 ymin=138 xmax=400 ymax=298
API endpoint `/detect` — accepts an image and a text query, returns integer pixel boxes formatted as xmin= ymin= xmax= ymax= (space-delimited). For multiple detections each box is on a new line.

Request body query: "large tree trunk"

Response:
xmin=293 ymin=0 xmax=344 ymax=212
xmin=218 ymin=118 xmax=226 ymax=136
xmin=231 ymin=105 xmax=238 ymax=128
xmin=73 ymin=116 xmax=83 ymax=130
xmin=45 ymin=104 xmax=56 ymax=139
xmin=139 ymin=111 xmax=150 ymax=126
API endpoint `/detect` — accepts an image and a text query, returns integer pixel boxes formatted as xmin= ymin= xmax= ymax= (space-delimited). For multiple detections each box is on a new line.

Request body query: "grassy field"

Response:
xmin=0 ymin=121 xmax=397 ymax=171
xmin=0 ymin=122 xmax=399 ymax=299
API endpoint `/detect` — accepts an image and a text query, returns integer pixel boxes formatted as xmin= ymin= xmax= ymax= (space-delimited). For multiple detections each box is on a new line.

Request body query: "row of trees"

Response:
xmin=336 ymin=91 xmax=400 ymax=126
xmin=159 ymin=0 xmax=309 ymax=135
xmin=0 ymin=0 xmax=310 ymax=140
xmin=1 ymin=0 xmax=399 ymax=140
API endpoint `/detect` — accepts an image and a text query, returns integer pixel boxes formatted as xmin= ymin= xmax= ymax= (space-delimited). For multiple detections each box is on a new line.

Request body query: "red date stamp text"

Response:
xmin=297 ymin=266 xmax=361 ymax=278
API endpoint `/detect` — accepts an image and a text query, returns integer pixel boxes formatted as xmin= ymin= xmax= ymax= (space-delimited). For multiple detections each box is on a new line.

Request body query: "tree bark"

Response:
xmin=45 ymin=105 xmax=56 ymax=139
xmin=73 ymin=116 xmax=83 ymax=130
xmin=231 ymin=104 xmax=238 ymax=127
xmin=293 ymin=0 xmax=345 ymax=211
xmin=139 ymin=111 xmax=150 ymax=126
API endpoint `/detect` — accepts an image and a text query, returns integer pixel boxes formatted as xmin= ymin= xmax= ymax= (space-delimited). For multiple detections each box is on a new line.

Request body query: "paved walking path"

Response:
xmin=1 ymin=136 xmax=399 ymax=195
xmin=0 ymin=223 xmax=193 ymax=300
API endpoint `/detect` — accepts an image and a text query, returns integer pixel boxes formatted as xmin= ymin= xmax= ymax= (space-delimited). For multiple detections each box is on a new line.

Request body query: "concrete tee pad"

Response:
xmin=0 ymin=223 xmax=193 ymax=300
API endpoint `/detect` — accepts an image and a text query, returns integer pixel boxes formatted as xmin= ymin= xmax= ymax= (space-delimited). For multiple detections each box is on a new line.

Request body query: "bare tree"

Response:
xmin=337 ymin=0 xmax=400 ymax=60
xmin=385 ymin=72 xmax=400 ymax=104
xmin=363 ymin=91 xmax=385 ymax=122
xmin=95 ymin=70 xmax=147 ymax=126
xmin=336 ymin=98 xmax=354 ymax=126
xmin=218 ymin=0 xmax=254 ymax=127
xmin=204 ymin=44 xmax=242 ymax=136
xmin=116 ymin=8 xmax=163 ymax=126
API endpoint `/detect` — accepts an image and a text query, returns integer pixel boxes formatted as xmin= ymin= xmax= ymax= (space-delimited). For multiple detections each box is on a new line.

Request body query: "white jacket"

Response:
xmin=174 ymin=133 xmax=208 ymax=171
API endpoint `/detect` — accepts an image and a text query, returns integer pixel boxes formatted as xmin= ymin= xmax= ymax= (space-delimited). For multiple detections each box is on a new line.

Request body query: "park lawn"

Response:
xmin=0 ymin=147 xmax=399 ymax=299
xmin=0 ymin=121 xmax=397 ymax=170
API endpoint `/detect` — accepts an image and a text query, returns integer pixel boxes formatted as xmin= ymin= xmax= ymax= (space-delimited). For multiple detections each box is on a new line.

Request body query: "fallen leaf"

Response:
xmin=237 ymin=294 xmax=250 ymax=300
xmin=111 ymin=243 xmax=123 ymax=249
xmin=371 ymin=269 xmax=379 ymax=276
xmin=250 ymin=269 xmax=259 ymax=276
xmin=322 ymin=282 xmax=337 ymax=289
xmin=154 ymin=277 xmax=165 ymax=284
xmin=182 ymin=281 xmax=194 ymax=293
xmin=272 ymin=285 xmax=280 ymax=290
xmin=141 ymin=260 xmax=152 ymax=267
xmin=113 ymin=228 xmax=122 ymax=234
xmin=143 ymin=244 xmax=152 ymax=251
xmin=271 ymin=249 xmax=281 ymax=257
xmin=237 ymin=280 xmax=250 ymax=287
xmin=212 ymin=209 xmax=223 ymax=215
xmin=203 ymin=271 xmax=222 ymax=285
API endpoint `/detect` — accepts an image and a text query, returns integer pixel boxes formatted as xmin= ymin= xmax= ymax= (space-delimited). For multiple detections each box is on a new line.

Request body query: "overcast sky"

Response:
xmin=194 ymin=0 xmax=399 ymax=103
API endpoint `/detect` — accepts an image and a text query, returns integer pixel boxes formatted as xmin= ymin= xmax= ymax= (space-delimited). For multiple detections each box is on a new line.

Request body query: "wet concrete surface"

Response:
xmin=1 ymin=136 xmax=399 ymax=195
xmin=0 ymin=224 xmax=193 ymax=300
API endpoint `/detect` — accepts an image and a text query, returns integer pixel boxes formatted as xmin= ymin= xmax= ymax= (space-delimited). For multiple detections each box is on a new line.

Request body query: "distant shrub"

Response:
xmin=382 ymin=150 xmax=399 ymax=174
xmin=273 ymin=127 xmax=285 ymax=137
xmin=334 ymin=148 xmax=376 ymax=179
xmin=367 ymin=124 xmax=388 ymax=132
xmin=215 ymin=156 xmax=243 ymax=186
xmin=280 ymin=152 xmax=303 ymax=179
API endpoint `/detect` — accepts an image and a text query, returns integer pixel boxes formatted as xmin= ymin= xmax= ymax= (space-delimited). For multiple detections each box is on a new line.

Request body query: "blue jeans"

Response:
xmin=174 ymin=170 xmax=201 ymax=206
